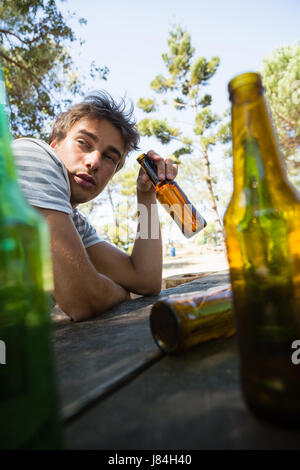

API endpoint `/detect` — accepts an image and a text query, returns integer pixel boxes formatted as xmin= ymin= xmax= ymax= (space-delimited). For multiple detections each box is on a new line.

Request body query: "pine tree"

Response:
xmin=261 ymin=43 xmax=300 ymax=187
xmin=137 ymin=25 xmax=231 ymax=244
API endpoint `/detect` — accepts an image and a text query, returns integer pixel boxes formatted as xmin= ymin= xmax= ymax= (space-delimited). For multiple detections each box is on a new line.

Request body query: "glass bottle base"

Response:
xmin=241 ymin=372 xmax=300 ymax=428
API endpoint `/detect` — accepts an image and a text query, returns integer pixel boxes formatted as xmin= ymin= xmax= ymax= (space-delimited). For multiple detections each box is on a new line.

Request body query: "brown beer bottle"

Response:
xmin=223 ymin=72 xmax=300 ymax=426
xmin=150 ymin=286 xmax=235 ymax=353
xmin=137 ymin=153 xmax=206 ymax=238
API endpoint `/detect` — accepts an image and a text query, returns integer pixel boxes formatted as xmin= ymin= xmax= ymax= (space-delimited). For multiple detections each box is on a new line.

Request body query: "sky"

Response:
xmin=59 ymin=0 xmax=300 ymax=157
xmin=58 ymin=0 xmax=299 ymax=238
xmin=60 ymin=1 xmax=299 ymax=101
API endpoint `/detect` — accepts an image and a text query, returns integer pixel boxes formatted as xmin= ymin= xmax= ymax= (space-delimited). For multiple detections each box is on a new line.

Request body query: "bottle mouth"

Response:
xmin=150 ymin=302 xmax=181 ymax=353
xmin=228 ymin=72 xmax=263 ymax=99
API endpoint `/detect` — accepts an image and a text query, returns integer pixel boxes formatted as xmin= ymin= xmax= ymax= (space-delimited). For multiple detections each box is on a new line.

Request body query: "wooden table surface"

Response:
xmin=51 ymin=270 xmax=300 ymax=450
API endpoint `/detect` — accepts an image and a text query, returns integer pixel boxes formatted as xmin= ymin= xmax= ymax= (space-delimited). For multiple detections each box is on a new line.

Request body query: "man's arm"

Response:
xmin=86 ymin=189 xmax=162 ymax=296
xmin=38 ymin=151 xmax=176 ymax=321
xmin=87 ymin=150 xmax=177 ymax=296
xmin=38 ymin=208 xmax=130 ymax=322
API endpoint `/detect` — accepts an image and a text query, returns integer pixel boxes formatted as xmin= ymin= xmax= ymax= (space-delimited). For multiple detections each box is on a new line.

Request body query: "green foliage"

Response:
xmin=136 ymin=97 xmax=157 ymax=113
xmin=261 ymin=44 xmax=300 ymax=174
xmin=201 ymin=135 xmax=217 ymax=148
xmin=150 ymin=74 xmax=176 ymax=93
xmin=0 ymin=0 xmax=108 ymax=139
xmin=199 ymin=94 xmax=212 ymax=108
xmin=162 ymin=25 xmax=194 ymax=77
xmin=173 ymin=97 xmax=186 ymax=110
xmin=190 ymin=56 xmax=220 ymax=86
xmin=138 ymin=118 xmax=180 ymax=144
xmin=194 ymin=109 xmax=220 ymax=135
xmin=171 ymin=145 xmax=192 ymax=163
xmin=216 ymin=120 xmax=232 ymax=145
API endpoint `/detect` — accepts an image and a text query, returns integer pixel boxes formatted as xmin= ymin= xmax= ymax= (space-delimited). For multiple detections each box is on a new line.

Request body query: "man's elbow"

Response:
xmin=56 ymin=296 xmax=102 ymax=322
xmin=149 ymin=285 xmax=162 ymax=296
xmin=60 ymin=303 xmax=96 ymax=322
xmin=68 ymin=308 xmax=94 ymax=322
xmin=137 ymin=280 xmax=162 ymax=296
xmin=59 ymin=290 xmax=129 ymax=322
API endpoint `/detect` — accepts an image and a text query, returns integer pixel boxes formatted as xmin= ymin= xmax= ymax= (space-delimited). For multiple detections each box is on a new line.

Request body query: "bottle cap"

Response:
xmin=228 ymin=72 xmax=263 ymax=99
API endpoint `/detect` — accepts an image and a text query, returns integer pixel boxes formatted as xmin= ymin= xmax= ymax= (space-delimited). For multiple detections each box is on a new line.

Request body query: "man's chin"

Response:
xmin=70 ymin=189 xmax=96 ymax=206
xmin=70 ymin=181 xmax=99 ymax=206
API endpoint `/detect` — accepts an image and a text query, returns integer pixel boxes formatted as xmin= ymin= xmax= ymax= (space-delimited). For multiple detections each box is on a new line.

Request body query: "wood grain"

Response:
xmin=52 ymin=271 xmax=230 ymax=421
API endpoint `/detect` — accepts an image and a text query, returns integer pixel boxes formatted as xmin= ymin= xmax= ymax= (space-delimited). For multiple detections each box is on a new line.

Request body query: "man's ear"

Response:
xmin=49 ymin=139 xmax=57 ymax=149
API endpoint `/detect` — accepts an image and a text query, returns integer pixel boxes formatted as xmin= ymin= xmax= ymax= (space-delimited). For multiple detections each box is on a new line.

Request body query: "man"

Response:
xmin=13 ymin=91 xmax=178 ymax=321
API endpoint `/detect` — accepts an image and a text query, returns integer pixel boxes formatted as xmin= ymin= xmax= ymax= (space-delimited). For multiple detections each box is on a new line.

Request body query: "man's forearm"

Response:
xmin=38 ymin=207 xmax=131 ymax=322
xmin=130 ymin=190 xmax=163 ymax=294
xmin=70 ymin=273 xmax=130 ymax=322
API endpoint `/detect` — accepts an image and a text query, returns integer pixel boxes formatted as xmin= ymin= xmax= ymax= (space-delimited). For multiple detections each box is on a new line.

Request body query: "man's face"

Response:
xmin=50 ymin=118 xmax=125 ymax=207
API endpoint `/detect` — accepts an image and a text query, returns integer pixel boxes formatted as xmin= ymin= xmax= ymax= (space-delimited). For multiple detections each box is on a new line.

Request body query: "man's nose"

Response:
xmin=84 ymin=150 xmax=101 ymax=170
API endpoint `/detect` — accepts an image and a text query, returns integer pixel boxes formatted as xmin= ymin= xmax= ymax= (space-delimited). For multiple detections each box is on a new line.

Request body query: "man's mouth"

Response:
xmin=74 ymin=173 xmax=97 ymax=189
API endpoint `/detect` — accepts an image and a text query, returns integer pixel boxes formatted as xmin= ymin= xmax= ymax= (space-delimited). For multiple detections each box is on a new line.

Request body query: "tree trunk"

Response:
xmin=201 ymin=147 xmax=225 ymax=246
xmin=107 ymin=186 xmax=120 ymax=236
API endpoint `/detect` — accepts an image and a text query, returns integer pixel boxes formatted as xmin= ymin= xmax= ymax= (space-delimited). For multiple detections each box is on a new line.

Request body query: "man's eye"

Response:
xmin=104 ymin=154 xmax=115 ymax=163
xmin=78 ymin=140 xmax=90 ymax=148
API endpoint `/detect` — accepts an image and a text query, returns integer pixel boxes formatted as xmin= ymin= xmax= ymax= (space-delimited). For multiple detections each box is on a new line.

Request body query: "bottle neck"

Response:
xmin=137 ymin=153 xmax=160 ymax=186
xmin=230 ymin=83 xmax=286 ymax=194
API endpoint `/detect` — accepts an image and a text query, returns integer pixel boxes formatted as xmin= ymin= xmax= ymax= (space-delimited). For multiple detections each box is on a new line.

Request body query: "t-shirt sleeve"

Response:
xmin=12 ymin=138 xmax=72 ymax=214
xmin=72 ymin=209 xmax=103 ymax=248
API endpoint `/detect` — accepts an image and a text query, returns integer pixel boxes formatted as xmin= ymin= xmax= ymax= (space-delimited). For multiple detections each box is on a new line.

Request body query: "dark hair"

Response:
xmin=48 ymin=90 xmax=140 ymax=171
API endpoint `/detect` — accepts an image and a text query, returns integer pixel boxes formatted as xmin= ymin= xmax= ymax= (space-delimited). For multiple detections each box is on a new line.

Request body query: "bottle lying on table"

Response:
xmin=150 ymin=286 xmax=235 ymax=353
xmin=137 ymin=153 xmax=207 ymax=238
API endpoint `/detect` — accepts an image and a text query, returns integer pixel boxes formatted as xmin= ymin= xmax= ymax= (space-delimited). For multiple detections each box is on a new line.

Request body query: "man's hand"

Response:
xmin=137 ymin=149 xmax=178 ymax=194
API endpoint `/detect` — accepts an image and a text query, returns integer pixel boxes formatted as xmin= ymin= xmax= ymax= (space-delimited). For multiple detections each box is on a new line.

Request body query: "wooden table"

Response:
xmin=51 ymin=270 xmax=300 ymax=450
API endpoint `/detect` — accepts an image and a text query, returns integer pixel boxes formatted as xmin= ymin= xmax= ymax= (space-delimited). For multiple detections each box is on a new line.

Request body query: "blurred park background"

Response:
xmin=1 ymin=0 xmax=299 ymax=274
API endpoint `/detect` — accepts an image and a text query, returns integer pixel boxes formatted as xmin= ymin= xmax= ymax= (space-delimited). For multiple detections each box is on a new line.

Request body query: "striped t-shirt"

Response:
xmin=12 ymin=137 xmax=102 ymax=248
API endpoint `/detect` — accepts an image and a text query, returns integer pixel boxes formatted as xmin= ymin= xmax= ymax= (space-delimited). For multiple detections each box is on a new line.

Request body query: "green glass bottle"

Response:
xmin=0 ymin=70 xmax=62 ymax=448
xmin=224 ymin=72 xmax=300 ymax=426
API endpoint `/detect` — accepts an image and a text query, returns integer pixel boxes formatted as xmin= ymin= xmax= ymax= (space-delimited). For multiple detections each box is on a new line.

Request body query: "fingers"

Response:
xmin=146 ymin=150 xmax=178 ymax=181
xmin=137 ymin=166 xmax=156 ymax=193
xmin=138 ymin=166 xmax=151 ymax=184
xmin=146 ymin=149 xmax=165 ymax=180
xmin=166 ymin=158 xmax=178 ymax=180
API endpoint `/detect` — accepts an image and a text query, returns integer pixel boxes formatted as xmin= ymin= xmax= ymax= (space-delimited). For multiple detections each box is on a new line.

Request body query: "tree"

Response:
xmin=261 ymin=44 xmax=300 ymax=185
xmin=137 ymin=25 xmax=231 ymax=245
xmin=0 ymin=0 xmax=108 ymax=139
